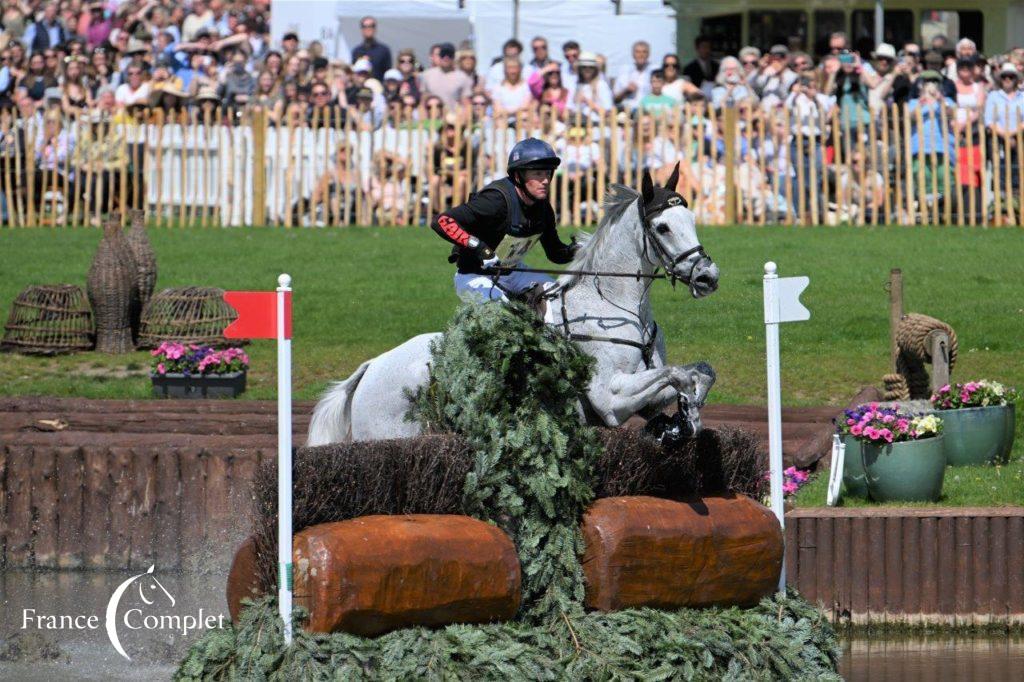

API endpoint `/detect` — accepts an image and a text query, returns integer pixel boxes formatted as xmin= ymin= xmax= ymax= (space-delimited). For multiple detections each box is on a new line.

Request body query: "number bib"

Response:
xmin=495 ymin=235 xmax=539 ymax=263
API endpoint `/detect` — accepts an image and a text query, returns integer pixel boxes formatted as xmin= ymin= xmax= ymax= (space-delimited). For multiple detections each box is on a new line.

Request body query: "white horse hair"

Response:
xmin=308 ymin=168 xmax=720 ymax=446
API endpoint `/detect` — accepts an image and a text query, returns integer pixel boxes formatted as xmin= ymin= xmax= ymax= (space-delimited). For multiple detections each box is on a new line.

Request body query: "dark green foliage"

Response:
xmin=174 ymin=591 xmax=841 ymax=681
xmin=410 ymin=301 xmax=602 ymax=620
xmin=177 ymin=301 xmax=839 ymax=680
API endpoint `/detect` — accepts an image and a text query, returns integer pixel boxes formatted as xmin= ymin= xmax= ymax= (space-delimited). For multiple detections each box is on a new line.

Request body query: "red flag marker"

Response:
xmin=223 ymin=291 xmax=292 ymax=339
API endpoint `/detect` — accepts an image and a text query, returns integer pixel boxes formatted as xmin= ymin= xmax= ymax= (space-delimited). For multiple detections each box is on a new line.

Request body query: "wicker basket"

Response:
xmin=86 ymin=214 xmax=137 ymax=354
xmin=2 ymin=284 xmax=94 ymax=354
xmin=125 ymin=209 xmax=158 ymax=342
xmin=138 ymin=286 xmax=242 ymax=348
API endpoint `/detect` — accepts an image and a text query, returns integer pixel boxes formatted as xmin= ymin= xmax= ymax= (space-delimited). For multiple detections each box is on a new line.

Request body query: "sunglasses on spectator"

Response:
xmin=472 ymin=100 xmax=487 ymax=106
xmin=1001 ymin=74 xmax=1017 ymax=80
xmin=741 ymin=59 xmax=757 ymax=66
xmin=361 ymin=22 xmax=375 ymax=29
xmin=664 ymin=62 xmax=679 ymax=68
xmin=399 ymin=58 xmax=413 ymax=64
xmin=313 ymin=90 xmax=329 ymax=96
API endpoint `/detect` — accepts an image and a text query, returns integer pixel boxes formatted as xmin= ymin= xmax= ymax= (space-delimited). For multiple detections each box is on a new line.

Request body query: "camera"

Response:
xmin=838 ymin=50 xmax=855 ymax=65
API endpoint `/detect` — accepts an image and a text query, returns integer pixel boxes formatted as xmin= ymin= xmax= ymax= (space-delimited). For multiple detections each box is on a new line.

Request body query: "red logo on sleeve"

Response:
xmin=438 ymin=215 xmax=470 ymax=246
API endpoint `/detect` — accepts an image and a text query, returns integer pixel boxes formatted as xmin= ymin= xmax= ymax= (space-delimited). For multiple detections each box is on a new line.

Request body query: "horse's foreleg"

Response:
xmin=588 ymin=366 xmax=689 ymax=426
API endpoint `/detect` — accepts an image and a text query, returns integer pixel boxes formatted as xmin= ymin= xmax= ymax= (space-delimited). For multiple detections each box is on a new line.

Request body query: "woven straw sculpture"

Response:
xmin=86 ymin=214 xmax=137 ymax=353
xmin=125 ymin=209 xmax=158 ymax=343
xmin=2 ymin=284 xmax=94 ymax=354
xmin=138 ymin=287 xmax=241 ymax=348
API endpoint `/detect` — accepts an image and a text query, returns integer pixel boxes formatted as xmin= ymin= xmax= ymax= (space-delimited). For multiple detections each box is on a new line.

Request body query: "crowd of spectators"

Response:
xmin=1 ymin=2 xmax=1023 ymax=224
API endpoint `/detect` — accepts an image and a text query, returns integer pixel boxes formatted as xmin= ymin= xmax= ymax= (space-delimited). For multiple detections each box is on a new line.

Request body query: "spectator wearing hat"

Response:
xmin=24 ymin=3 xmax=69 ymax=56
xmin=910 ymin=50 xmax=956 ymax=100
xmin=985 ymin=62 xmax=1024 ymax=135
xmin=348 ymin=57 xmax=382 ymax=98
xmin=568 ymin=51 xmax=611 ymax=121
xmin=351 ymin=15 xmax=391 ymax=82
xmin=683 ymin=34 xmax=719 ymax=92
xmin=867 ymin=43 xmax=898 ymax=109
xmin=613 ymin=40 xmax=653 ymax=111
xmin=421 ymin=42 xmax=473 ymax=110
xmin=381 ymin=68 xmax=406 ymax=103
xmin=751 ymin=44 xmax=797 ymax=107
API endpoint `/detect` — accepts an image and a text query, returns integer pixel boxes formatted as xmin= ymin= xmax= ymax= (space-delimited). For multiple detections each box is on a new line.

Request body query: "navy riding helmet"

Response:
xmin=507 ymin=138 xmax=561 ymax=173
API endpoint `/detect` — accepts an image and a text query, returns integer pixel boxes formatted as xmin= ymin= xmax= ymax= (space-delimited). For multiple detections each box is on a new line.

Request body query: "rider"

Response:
xmin=430 ymin=137 xmax=579 ymax=301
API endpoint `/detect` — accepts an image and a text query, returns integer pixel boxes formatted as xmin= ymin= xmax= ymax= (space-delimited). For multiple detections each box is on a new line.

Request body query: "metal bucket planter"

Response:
xmin=937 ymin=404 xmax=1015 ymax=466
xmin=841 ymin=435 xmax=868 ymax=498
xmin=862 ymin=436 xmax=946 ymax=503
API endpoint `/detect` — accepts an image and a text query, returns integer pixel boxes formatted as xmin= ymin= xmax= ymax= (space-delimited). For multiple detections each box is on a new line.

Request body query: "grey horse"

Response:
xmin=307 ymin=166 xmax=719 ymax=446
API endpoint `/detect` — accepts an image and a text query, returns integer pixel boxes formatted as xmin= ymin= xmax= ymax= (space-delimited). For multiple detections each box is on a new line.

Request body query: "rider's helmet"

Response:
xmin=507 ymin=138 xmax=560 ymax=201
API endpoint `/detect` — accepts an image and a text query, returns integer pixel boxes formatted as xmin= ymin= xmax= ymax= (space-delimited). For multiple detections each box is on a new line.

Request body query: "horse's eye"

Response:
xmin=656 ymin=224 xmax=671 ymax=234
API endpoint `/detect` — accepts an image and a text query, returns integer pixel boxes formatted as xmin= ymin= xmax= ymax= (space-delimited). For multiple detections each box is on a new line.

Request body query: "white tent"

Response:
xmin=271 ymin=0 xmax=676 ymax=77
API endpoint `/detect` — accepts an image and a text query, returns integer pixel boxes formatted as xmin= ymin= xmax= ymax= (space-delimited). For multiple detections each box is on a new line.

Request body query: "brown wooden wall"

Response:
xmin=0 ymin=436 xmax=272 ymax=573
xmin=785 ymin=507 xmax=1024 ymax=626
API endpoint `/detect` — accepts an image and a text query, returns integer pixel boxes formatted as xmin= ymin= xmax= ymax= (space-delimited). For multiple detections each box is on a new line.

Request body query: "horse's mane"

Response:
xmin=557 ymin=184 xmax=640 ymax=288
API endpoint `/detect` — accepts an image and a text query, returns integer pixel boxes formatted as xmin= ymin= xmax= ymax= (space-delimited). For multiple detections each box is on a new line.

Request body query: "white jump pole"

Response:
xmin=763 ymin=261 xmax=810 ymax=594
xmin=277 ymin=273 xmax=293 ymax=644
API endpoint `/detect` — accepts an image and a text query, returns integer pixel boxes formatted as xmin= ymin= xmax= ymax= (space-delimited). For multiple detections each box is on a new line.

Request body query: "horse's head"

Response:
xmin=639 ymin=165 xmax=719 ymax=298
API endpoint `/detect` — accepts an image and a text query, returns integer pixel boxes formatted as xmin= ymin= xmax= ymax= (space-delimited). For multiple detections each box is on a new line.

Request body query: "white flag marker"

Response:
xmin=763 ymin=261 xmax=810 ymax=593
xmin=277 ymin=273 xmax=293 ymax=644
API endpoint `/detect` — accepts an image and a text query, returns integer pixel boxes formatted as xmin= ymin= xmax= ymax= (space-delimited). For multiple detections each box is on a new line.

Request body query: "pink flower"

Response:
xmin=783 ymin=482 xmax=798 ymax=494
xmin=939 ymin=384 xmax=950 ymax=393
xmin=850 ymin=424 xmax=863 ymax=436
xmin=156 ymin=363 xmax=166 ymax=375
xmin=865 ymin=427 xmax=879 ymax=440
xmin=846 ymin=418 xmax=856 ymax=426
xmin=896 ymin=419 xmax=910 ymax=430
xmin=882 ymin=414 xmax=895 ymax=424
xmin=960 ymin=391 xmax=970 ymax=402
xmin=943 ymin=400 xmax=951 ymax=408
xmin=880 ymin=428 xmax=893 ymax=443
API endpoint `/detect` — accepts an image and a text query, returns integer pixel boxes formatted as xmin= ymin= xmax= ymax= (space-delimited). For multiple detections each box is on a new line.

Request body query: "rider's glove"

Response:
xmin=467 ymin=236 xmax=498 ymax=268
xmin=481 ymin=255 xmax=501 ymax=271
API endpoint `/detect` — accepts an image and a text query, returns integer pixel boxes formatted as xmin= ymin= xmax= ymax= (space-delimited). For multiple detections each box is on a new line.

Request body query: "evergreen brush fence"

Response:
xmin=1 ymin=102 xmax=1022 ymax=228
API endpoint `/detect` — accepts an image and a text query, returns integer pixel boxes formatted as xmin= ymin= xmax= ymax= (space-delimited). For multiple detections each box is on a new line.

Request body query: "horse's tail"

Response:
xmin=306 ymin=359 xmax=373 ymax=446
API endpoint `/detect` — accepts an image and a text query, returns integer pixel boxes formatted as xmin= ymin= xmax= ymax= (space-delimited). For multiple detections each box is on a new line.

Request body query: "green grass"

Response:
xmin=792 ymin=459 xmax=1024 ymax=507
xmin=2 ymin=224 xmax=1023 ymax=405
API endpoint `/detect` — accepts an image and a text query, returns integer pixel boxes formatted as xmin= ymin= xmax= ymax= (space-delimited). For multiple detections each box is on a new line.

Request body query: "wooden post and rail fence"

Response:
xmin=1 ymin=101 xmax=1022 ymax=229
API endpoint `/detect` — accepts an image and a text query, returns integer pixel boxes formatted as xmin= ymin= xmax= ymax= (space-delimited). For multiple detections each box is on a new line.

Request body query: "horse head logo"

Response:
xmin=105 ymin=565 xmax=175 ymax=661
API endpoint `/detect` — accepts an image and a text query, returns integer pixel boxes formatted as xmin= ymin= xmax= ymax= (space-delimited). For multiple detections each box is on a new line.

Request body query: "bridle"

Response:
xmin=636 ymin=192 xmax=711 ymax=294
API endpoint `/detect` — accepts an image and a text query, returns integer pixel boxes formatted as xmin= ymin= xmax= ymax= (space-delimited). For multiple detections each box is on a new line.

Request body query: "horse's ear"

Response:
xmin=641 ymin=168 xmax=655 ymax=205
xmin=665 ymin=162 xmax=680 ymax=192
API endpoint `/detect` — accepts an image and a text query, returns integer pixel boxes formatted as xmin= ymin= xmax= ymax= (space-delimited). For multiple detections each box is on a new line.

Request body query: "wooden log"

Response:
xmin=919 ymin=516 xmax=938 ymax=616
xmin=798 ymin=511 xmax=818 ymax=605
xmin=108 ymin=446 xmax=134 ymax=567
xmin=292 ymin=515 xmax=521 ymax=635
xmin=226 ymin=534 xmax=263 ymax=623
xmin=31 ymin=445 xmax=58 ymax=566
xmin=833 ymin=515 xmax=851 ymax=620
xmin=82 ymin=445 xmax=110 ymax=568
xmin=154 ymin=447 xmax=182 ymax=570
xmin=5 ymin=445 xmax=34 ymax=565
xmin=989 ymin=515 xmax=1007 ymax=616
xmin=581 ymin=495 xmax=782 ymax=611
xmin=884 ymin=516 xmax=902 ymax=621
xmin=179 ymin=447 xmax=206 ymax=562
xmin=815 ymin=516 xmax=833 ymax=611
xmin=129 ymin=448 xmax=157 ymax=569
xmin=937 ymin=516 xmax=956 ymax=614
xmin=972 ymin=515 xmax=989 ymax=616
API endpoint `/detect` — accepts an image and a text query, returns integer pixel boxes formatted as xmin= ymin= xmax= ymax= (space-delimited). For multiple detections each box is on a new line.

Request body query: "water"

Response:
xmin=3 ymin=570 xmax=1023 ymax=680
xmin=840 ymin=635 xmax=1024 ymax=681
xmin=1 ymin=570 xmax=227 ymax=681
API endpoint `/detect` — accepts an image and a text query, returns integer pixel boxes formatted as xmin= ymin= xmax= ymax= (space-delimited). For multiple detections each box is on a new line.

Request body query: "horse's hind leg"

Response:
xmin=587 ymin=367 xmax=684 ymax=426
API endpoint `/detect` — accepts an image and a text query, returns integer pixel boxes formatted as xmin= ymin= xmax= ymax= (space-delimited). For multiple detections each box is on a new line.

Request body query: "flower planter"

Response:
xmin=841 ymin=435 xmax=868 ymax=498
xmin=937 ymin=404 xmax=1015 ymax=466
xmin=152 ymin=370 xmax=246 ymax=399
xmin=862 ymin=435 xmax=946 ymax=503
